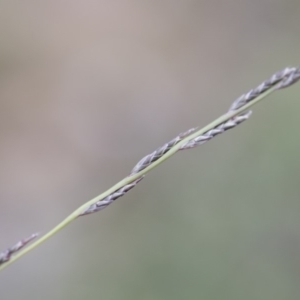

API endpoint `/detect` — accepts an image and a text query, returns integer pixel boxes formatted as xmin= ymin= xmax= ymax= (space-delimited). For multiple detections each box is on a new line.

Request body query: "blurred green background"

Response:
xmin=1 ymin=1 xmax=300 ymax=299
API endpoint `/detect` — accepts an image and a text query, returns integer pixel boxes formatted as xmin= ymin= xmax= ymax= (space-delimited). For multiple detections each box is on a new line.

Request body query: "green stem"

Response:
xmin=0 ymin=84 xmax=278 ymax=271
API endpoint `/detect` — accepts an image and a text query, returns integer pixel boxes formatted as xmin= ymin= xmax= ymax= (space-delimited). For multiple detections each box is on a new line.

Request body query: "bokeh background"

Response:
xmin=1 ymin=1 xmax=300 ymax=299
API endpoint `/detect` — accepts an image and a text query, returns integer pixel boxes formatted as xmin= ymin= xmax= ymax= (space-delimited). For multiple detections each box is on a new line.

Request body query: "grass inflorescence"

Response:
xmin=1 ymin=66 xmax=299 ymax=272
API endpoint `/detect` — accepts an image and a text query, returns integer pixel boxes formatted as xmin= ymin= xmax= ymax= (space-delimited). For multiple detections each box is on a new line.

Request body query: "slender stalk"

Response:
xmin=0 ymin=67 xmax=299 ymax=272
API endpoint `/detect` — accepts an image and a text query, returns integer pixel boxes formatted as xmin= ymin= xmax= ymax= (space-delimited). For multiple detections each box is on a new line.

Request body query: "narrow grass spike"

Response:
xmin=80 ymin=176 xmax=145 ymax=215
xmin=0 ymin=66 xmax=299 ymax=272
xmin=0 ymin=233 xmax=38 ymax=265
xmin=180 ymin=111 xmax=252 ymax=150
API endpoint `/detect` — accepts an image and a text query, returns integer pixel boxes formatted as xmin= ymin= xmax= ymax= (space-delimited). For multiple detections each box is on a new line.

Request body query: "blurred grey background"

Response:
xmin=1 ymin=1 xmax=300 ymax=299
